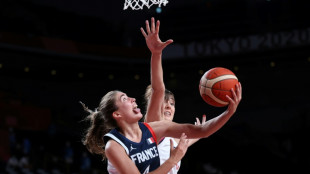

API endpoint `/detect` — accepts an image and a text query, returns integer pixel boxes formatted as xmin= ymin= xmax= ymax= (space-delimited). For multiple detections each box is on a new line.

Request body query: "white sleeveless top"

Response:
xmin=157 ymin=137 xmax=181 ymax=174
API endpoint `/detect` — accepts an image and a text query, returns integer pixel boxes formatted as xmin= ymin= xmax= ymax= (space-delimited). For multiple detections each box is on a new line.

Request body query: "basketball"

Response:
xmin=199 ymin=67 xmax=239 ymax=107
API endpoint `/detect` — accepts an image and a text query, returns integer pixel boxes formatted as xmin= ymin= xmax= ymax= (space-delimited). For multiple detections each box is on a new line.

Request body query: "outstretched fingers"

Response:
xmin=202 ymin=114 xmax=206 ymax=123
xmin=141 ymin=17 xmax=174 ymax=53
xmin=192 ymin=116 xmax=205 ymax=143
xmin=140 ymin=18 xmax=158 ymax=37
xmin=156 ymin=19 xmax=160 ymax=34
xmin=151 ymin=17 xmax=156 ymax=33
xmin=140 ymin=27 xmax=147 ymax=38
xmin=140 ymin=18 xmax=151 ymax=37
xmin=195 ymin=114 xmax=206 ymax=125
xmin=146 ymin=20 xmax=151 ymax=34
xmin=163 ymin=39 xmax=174 ymax=48
xmin=195 ymin=118 xmax=200 ymax=125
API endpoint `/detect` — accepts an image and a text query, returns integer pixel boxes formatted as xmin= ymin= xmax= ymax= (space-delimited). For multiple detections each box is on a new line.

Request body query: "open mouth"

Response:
xmin=164 ymin=111 xmax=171 ymax=117
xmin=133 ymin=104 xmax=140 ymax=114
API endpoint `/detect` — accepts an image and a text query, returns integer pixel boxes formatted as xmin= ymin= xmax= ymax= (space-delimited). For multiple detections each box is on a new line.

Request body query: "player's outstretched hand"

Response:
xmin=195 ymin=114 xmax=207 ymax=126
xmin=140 ymin=17 xmax=173 ymax=54
xmin=185 ymin=114 xmax=207 ymax=145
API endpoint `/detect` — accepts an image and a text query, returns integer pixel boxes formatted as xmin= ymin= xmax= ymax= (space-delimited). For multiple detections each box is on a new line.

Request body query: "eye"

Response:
xmin=121 ymin=96 xmax=128 ymax=102
xmin=168 ymin=100 xmax=175 ymax=106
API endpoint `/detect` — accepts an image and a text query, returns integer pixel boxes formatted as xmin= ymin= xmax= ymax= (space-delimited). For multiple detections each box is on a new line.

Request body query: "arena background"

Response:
xmin=0 ymin=0 xmax=309 ymax=174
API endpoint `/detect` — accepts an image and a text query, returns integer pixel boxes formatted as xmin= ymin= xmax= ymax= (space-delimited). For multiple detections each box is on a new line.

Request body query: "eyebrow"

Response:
xmin=119 ymin=93 xmax=126 ymax=100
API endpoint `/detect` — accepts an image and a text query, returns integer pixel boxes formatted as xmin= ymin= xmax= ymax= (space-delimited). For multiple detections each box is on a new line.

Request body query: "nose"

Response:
xmin=131 ymin=97 xmax=136 ymax=103
xmin=164 ymin=102 xmax=171 ymax=109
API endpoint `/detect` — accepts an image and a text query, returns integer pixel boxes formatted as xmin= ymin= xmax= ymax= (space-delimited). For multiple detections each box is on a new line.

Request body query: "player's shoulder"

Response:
xmin=105 ymin=139 xmax=125 ymax=155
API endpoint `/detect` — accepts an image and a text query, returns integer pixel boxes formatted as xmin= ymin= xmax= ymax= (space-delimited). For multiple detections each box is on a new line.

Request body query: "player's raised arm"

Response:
xmin=141 ymin=17 xmax=173 ymax=123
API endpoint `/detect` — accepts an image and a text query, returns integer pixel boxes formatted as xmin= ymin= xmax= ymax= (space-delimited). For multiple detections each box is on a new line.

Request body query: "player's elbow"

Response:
xmin=152 ymin=84 xmax=165 ymax=93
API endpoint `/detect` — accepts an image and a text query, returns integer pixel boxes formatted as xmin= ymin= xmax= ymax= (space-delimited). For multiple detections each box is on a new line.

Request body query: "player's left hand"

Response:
xmin=169 ymin=133 xmax=189 ymax=163
xmin=195 ymin=114 xmax=207 ymax=126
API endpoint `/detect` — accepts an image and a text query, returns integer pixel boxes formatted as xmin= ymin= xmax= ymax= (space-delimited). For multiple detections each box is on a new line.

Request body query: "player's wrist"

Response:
xmin=151 ymin=51 xmax=163 ymax=55
xmin=166 ymin=157 xmax=178 ymax=167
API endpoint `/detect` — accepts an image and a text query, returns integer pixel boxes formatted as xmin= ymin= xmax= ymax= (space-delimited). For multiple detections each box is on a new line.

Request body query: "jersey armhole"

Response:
xmin=104 ymin=133 xmax=129 ymax=154
xmin=143 ymin=122 xmax=158 ymax=145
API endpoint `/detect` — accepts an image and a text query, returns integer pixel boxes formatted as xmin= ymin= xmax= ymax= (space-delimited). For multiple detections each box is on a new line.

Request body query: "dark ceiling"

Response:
xmin=1 ymin=0 xmax=309 ymax=48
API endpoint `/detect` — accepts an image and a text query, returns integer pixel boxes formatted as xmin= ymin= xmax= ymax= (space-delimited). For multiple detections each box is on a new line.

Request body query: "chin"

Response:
xmin=164 ymin=117 xmax=173 ymax=121
xmin=137 ymin=113 xmax=143 ymax=118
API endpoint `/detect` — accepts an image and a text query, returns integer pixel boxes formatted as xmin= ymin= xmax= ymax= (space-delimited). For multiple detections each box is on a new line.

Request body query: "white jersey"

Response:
xmin=157 ymin=137 xmax=181 ymax=174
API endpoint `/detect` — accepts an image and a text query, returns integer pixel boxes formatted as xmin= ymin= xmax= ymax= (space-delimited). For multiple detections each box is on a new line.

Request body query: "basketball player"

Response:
xmin=80 ymin=17 xmax=242 ymax=174
xmin=142 ymin=17 xmax=242 ymax=173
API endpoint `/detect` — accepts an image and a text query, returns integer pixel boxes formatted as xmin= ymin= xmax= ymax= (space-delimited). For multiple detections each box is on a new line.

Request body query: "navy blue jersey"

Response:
xmin=104 ymin=122 xmax=160 ymax=174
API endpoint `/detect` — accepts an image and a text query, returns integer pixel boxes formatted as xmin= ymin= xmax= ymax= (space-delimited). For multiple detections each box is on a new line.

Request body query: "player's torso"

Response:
xmin=105 ymin=122 xmax=160 ymax=173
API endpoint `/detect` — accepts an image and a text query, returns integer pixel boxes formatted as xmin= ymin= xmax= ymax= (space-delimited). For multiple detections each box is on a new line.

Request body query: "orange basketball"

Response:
xmin=199 ymin=67 xmax=239 ymax=107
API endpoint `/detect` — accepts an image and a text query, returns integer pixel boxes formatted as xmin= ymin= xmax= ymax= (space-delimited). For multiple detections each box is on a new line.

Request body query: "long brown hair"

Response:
xmin=80 ymin=90 xmax=119 ymax=160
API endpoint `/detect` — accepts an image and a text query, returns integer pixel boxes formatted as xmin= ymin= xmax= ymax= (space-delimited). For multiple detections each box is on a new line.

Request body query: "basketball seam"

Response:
xmin=208 ymin=78 xmax=238 ymax=90
xmin=200 ymin=74 xmax=238 ymax=105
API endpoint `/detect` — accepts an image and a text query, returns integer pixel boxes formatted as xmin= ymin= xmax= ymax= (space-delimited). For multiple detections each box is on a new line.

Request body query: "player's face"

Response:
xmin=114 ymin=92 xmax=142 ymax=122
xmin=162 ymin=96 xmax=175 ymax=121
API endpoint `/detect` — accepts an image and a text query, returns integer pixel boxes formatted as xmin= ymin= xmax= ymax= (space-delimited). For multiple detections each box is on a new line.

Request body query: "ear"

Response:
xmin=112 ymin=111 xmax=121 ymax=119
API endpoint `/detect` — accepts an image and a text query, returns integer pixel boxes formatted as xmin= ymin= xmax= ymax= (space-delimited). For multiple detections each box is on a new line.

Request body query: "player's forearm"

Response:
xmin=174 ymin=111 xmax=233 ymax=139
xmin=151 ymin=52 xmax=165 ymax=91
xmin=200 ymin=110 xmax=233 ymax=138
xmin=145 ymin=52 xmax=165 ymax=123
xmin=188 ymin=138 xmax=199 ymax=146
xmin=148 ymin=158 xmax=177 ymax=174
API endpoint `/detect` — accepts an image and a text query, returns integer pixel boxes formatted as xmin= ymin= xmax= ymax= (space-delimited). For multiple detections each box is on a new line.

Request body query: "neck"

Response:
xmin=119 ymin=122 xmax=142 ymax=143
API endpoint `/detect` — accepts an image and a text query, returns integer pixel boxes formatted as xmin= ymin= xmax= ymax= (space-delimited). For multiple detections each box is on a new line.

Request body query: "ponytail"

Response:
xmin=80 ymin=90 xmax=119 ymax=160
